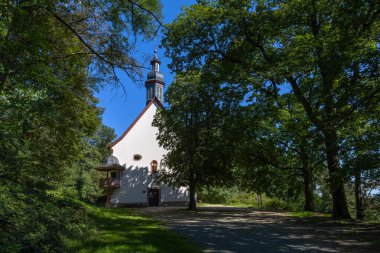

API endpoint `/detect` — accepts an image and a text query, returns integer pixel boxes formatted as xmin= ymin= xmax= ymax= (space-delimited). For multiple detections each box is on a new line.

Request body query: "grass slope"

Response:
xmin=66 ymin=205 xmax=202 ymax=253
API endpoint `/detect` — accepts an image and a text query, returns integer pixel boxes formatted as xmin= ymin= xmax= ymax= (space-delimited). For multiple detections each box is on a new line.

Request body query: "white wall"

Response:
xmin=110 ymin=102 xmax=188 ymax=205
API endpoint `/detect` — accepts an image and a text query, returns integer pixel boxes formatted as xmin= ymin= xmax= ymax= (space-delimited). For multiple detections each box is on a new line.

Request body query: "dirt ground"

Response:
xmin=135 ymin=206 xmax=380 ymax=253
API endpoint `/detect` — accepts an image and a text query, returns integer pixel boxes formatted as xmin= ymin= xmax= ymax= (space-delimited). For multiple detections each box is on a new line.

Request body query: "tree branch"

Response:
xmin=337 ymin=85 xmax=380 ymax=129
xmin=126 ymin=0 xmax=167 ymax=30
xmin=47 ymin=9 xmax=147 ymax=81
xmin=48 ymin=10 xmax=120 ymax=66
xmin=286 ymin=76 xmax=323 ymax=131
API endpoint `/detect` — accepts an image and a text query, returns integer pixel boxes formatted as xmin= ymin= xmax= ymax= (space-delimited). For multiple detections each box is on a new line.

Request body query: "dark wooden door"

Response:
xmin=148 ymin=189 xmax=159 ymax=206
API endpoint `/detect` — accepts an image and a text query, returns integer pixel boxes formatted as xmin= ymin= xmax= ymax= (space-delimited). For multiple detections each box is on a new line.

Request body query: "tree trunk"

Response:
xmin=106 ymin=190 xmax=112 ymax=208
xmin=325 ymin=131 xmax=351 ymax=219
xmin=188 ymin=168 xmax=197 ymax=211
xmin=354 ymin=165 xmax=364 ymax=220
xmin=302 ymin=167 xmax=314 ymax=211
xmin=300 ymin=144 xmax=314 ymax=211
xmin=257 ymin=193 xmax=262 ymax=209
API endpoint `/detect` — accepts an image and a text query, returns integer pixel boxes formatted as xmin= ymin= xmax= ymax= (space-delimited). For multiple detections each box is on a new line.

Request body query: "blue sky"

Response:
xmin=96 ymin=0 xmax=196 ymax=137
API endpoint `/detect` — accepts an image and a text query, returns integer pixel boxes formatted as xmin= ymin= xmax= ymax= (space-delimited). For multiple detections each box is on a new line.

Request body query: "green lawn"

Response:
xmin=66 ymin=205 xmax=202 ymax=253
xmin=286 ymin=211 xmax=332 ymax=218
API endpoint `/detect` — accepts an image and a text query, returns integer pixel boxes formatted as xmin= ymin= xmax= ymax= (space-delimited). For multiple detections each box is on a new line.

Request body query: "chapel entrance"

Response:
xmin=148 ymin=188 xmax=160 ymax=206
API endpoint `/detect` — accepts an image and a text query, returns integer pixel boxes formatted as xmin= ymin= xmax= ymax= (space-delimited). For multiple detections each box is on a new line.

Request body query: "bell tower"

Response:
xmin=145 ymin=50 xmax=165 ymax=104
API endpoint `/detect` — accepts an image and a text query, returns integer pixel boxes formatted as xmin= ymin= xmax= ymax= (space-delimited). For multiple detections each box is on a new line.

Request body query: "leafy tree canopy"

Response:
xmin=162 ymin=0 xmax=379 ymax=219
xmin=0 ymin=0 xmax=163 ymax=251
xmin=153 ymin=71 xmax=237 ymax=209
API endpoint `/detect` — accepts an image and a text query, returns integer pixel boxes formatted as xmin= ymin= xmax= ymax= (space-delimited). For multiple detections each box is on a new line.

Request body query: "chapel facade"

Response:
xmin=97 ymin=51 xmax=189 ymax=207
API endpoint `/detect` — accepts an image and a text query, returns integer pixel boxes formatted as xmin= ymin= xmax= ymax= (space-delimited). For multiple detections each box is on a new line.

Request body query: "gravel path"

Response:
xmin=135 ymin=206 xmax=380 ymax=253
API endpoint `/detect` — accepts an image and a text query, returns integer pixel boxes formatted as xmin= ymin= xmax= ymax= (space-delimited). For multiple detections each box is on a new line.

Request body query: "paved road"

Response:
xmin=135 ymin=206 xmax=380 ymax=253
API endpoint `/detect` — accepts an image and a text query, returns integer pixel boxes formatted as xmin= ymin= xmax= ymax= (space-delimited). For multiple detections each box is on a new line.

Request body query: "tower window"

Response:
xmin=158 ymin=87 xmax=163 ymax=101
xmin=156 ymin=86 xmax=159 ymax=99
xmin=147 ymin=86 xmax=154 ymax=100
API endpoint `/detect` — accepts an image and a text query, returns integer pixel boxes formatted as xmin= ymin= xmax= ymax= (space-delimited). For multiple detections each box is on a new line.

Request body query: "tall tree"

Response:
xmin=64 ymin=124 xmax=117 ymax=202
xmin=162 ymin=0 xmax=379 ymax=218
xmin=341 ymin=105 xmax=380 ymax=219
xmin=153 ymin=72 xmax=234 ymax=210
xmin=1 ymin=0 xmax=163 ymax=88
xmin=275 ymin=94 xmax=325 ymax=211
xmin=0 ymin=0 xmax=163 ymax=251
xmin=233 ymin=92 xmax=324 ymax=211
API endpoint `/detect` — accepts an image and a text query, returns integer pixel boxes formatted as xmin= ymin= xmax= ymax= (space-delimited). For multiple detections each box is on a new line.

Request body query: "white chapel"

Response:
xmin=97 ymin=50 xmax=189 ymax=207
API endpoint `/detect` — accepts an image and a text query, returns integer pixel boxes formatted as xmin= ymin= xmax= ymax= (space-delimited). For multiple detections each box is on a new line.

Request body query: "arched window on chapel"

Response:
xmin=150 ymin=160 xmax=158 ymax=173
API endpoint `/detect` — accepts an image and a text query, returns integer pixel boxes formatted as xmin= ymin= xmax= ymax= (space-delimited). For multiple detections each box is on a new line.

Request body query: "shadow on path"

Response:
xmin=136 ymin=206 xmax=380 ymax=253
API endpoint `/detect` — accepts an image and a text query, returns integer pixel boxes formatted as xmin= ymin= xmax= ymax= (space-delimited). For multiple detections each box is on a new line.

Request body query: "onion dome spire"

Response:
xmin=145 ymin=50 xmax=164 ymax=104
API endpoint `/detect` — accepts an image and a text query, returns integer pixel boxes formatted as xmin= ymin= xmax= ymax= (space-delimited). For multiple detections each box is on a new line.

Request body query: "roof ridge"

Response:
xmin=108 ymin=97 xmax=164 ymax=148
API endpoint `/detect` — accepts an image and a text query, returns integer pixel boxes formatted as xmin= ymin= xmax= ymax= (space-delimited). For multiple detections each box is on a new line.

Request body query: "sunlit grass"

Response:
xmin=286 ymin=211 xmax=332 ymax=218
xmin=198 ymin=202 xmax=253 ymax=208
xmin=65 ymin=204 xmax=202 ymax=253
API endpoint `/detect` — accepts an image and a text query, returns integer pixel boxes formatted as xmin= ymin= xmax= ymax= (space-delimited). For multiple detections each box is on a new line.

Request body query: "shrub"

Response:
xmin=262 ymin=199 xmax=288 ymax=211
xmin=0 ymin=187 xmax=88 ymax=253
xmin=198 ymin=186 xmax=303 ymax=211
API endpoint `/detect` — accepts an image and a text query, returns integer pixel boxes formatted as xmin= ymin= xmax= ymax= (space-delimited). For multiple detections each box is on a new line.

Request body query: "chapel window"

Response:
xmin=133 ymin=154 xmax=142 ymax=161
xmin=150 ymin=160 xmax=158 ymax=173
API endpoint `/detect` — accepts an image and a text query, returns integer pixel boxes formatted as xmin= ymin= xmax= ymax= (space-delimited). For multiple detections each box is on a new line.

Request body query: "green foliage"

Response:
xmin=162 ymin=0 xmax=379 ymax=219
xmin=0 ymin=0 xmax=163 ymax=86
xmin=153 ymin=71 xmax=236 ymax=209
xmin=0 ymin=187 xmax=89 ymax=253
xmin=287 ymin=211 xmax=331 ymax=218
xmin=0 ymin=0 xmax=161 ymax=252
xmin=314 ymin=193 xmax=333 ymax=214
xmin=263 ymin=199 xmax=289 ymax=211
xmin=199 ymin=187 xmax=304 ymax=211
xmin=66 ymin=204 xmax=202 ymax=253
xmin=364 ymin=195 xmax=380 ymax=221
xmin=0 ymin=6 xmax=101 ymax=248
xmin=62 ymin=125 xmax=117 ymax=202
xmin=199 ymin=187 xmax=232 ymax=204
